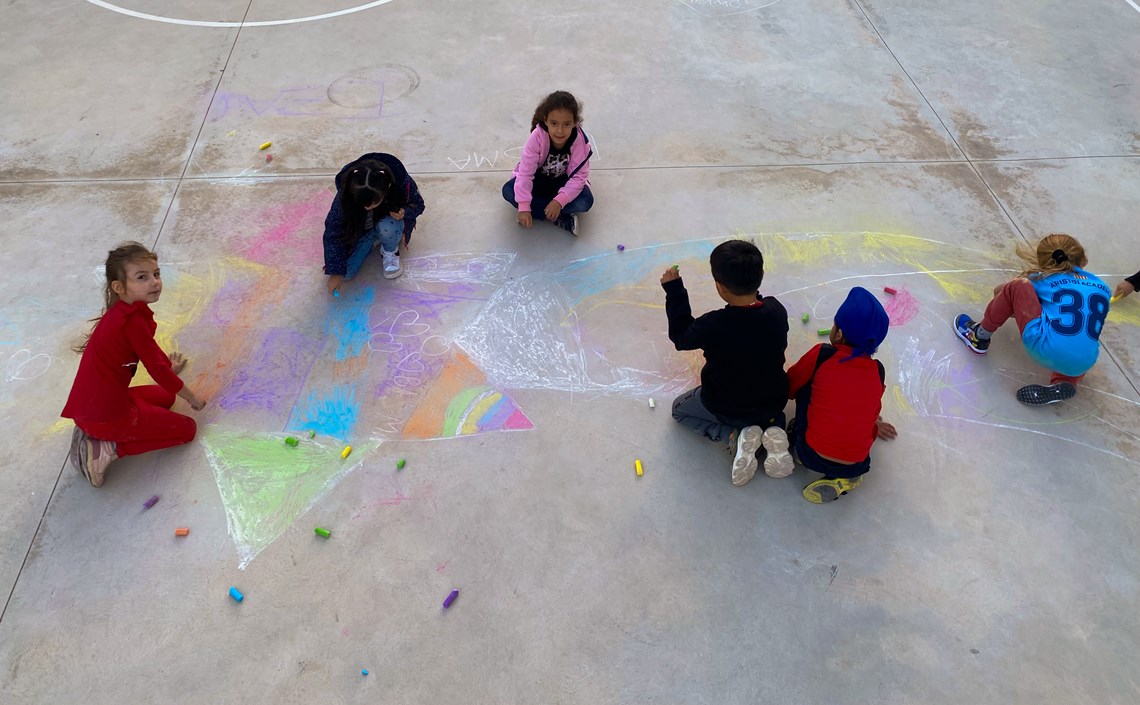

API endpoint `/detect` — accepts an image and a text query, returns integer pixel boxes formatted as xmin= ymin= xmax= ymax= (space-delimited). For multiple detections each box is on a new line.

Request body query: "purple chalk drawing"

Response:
xmin=884 ymin=288 xmax=920 ymax=327
xmin=218 ymin=328 xmax=323 ymax=414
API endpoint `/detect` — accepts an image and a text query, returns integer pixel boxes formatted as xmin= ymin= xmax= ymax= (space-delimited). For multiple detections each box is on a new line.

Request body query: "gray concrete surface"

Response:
xmin=1 ymin=1 xmax=1138 ymax=703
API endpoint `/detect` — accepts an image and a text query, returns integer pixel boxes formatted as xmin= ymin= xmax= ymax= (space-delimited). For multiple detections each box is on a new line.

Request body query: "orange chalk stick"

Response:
xmin=174 ymin=528 xmax=190 ymax=537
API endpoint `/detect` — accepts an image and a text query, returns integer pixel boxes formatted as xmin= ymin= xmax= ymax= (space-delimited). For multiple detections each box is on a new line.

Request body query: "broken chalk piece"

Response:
xmin=309 ymin=430 xmax=316 ymax=438
xmin=617 ymin=244 xmax=625 ymax=251
xmin=315 ymin=527 xmax=331 ymax=538
xmin=635 ymin=459 xmax=644 ymax=477
xmin=174 ymin=528 xmax=190 ymax=537
xmin=442 ymin=589 xmax=459 ymax=608
xmin=817 ymin=328 xmax=831 ymax=336
xmin=1110 ymin=296 xmax=1119 ymax=304
xmin=671 ymin=264 xmax=679 ymax=270
xmin=884 ymin=286 xmax=898 ymax=295
xmin=229 ymin=586 xmax=244 ymax=603
xmin=801 ymin=313 xmax=810 ymax=323
xmin=285 ymin=436 xmax=299 ymax=446
xmin=396 ymin=458 xmax=406 ymax=470
xmin=341 ymin=445 xmax=352 ymax=459
xmin=265 ymin=154 xmax=273 ymax=163
xmin=362 ymin=669 xmax=368 ymax=676
xmin=332 ymin=289 xmax=340 ymax=298
xmin=259 ymin=141 xmax=272 ymax=150
xmin=143 ymin=495 xmax=159 ymax=510
xmin=648 ymin=397 xmax=655 ymax=408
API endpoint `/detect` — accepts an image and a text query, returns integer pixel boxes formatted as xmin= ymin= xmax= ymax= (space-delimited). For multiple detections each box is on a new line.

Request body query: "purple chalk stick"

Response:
xmin=143 ymin=495 xmax=160 ymax=510
xmin=442 ymin=589 xmax=459 ymax=609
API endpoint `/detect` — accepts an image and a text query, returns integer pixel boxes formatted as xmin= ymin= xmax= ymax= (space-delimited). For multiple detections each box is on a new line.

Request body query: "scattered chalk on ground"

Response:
xmin=309 ymin=430 xmax=316 ymax=438
xmin=817 ymin=328 xmax=830 ymax=336
xmin=884 ymin=286 xmax=898 ymax=295
xmin=617 ymin=244 xmax=625 ymax=251
xmin=341 ymin=445 xmax=352 ymax=459
xmin=143 ymin=495 xmax=159 ymax=510
xmin=285 ymin=436 xmax=298 ymax=447
xmin=175 ymin=528 xmax=189 ymax=537
xmin=259 ymin=141 xmax=272 ymax=150
xmin=635 ymin=459 xmax=644 ymax=477
xmin=229 ymin=587 xmax=244 ymax=603
xmin=648 ymin=397 xmax=655 ymax=408
xmin=315 ymin=527 xmax=331 ymax=538
xmin=396 ymin=458 xmax=406 ymax=470
xmin=362 ymin=669 xmax=369 ymax=676
xmin=801 ymin=313 xmax=810 ymax=323
xmin=442 ymin=589 xmax=459 ymax=608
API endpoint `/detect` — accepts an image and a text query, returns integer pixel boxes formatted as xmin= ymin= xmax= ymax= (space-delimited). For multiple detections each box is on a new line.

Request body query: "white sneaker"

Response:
xmin=731 ymin=425 xmax=763 ymax=487
xmin=762 ymin=426 xmax=795 ymax=478
xmin=381 ymin=249 xmax=402 ymax=279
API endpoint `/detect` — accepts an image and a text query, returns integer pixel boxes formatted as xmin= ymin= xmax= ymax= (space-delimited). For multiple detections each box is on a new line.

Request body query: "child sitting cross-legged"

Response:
xmin=786 ymin=287 xmax=897 ymax=504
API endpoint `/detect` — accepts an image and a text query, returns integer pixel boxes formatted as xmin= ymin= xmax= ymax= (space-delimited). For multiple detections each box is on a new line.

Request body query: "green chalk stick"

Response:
xmin=285 ymin=436 xmax=299 ymax=446
xmin=801 ymin=313 xmax=810 ymax=323
xmin=671 ymin=264 xmax=679 ymax=270
xmin=314 ymin=527 xmax=331 ymax=538
xmin=309 ymin=430 xmax=315 ymax=439
xmin=817 ymin=328 xmax=831 ymax=336
xmin=396 ymin=458 xmax=406 ymax=470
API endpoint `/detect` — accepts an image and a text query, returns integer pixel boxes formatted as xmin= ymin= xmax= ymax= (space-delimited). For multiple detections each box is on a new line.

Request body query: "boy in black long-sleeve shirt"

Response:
xmin=661 ymin=240 xmax=792 ymax=487
xmin=1113 ymin=270 xmax=1140 ymax=301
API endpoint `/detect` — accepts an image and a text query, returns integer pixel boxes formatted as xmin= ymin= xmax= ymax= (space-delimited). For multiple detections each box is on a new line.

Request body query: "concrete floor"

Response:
xmin=2 ymin=1 xmax=1139 ymax=702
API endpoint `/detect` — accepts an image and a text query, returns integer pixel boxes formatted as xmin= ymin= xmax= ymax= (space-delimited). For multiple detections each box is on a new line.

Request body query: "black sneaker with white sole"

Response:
xmin=1016 ymin=382 xmax=1076 ymax=406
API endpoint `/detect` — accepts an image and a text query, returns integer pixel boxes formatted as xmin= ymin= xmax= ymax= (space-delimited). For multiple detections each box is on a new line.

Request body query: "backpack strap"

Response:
xmin=876 ymin=359 xmax=886 ymax=385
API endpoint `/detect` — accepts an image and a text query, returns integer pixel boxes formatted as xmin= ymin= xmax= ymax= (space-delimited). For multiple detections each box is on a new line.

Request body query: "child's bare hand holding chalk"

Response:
xmin=660 ymin=266 xmax=681 ymax=285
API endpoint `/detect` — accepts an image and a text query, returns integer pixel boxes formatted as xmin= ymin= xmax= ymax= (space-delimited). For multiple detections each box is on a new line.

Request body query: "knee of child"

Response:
xmin=183 ymin=416 xmax=198 ymax=441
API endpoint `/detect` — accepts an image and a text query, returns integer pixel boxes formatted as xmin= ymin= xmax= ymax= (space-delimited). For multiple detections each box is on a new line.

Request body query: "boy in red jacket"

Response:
xmin=787 ymin=287 xmax=897 ymax=503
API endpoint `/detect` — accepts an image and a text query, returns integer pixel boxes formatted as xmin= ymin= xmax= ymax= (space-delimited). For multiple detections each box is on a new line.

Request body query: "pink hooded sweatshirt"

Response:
xmin=512 ymin=125 xmax=593 ymax=213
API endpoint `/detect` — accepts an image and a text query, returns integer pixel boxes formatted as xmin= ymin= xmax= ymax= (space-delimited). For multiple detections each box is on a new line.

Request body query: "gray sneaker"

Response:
xmin=381 ymin=249 xmax=402 ymax=279
xmin=731 ymin=426 xmax=763 ymax=486
xmin=762 ymin=426 xmax=795 ymax=478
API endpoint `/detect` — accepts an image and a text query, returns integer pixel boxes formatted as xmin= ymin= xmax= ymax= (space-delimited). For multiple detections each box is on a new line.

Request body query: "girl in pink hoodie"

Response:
xmin=502 ymin=91 xmax=594 ymax=236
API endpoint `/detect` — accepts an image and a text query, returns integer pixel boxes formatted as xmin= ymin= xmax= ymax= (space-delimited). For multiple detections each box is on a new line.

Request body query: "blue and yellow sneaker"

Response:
xmin=802 ymin=476 xmax=862 ymax=504
xmin=953 ymin=314 xmax=990 ymax=354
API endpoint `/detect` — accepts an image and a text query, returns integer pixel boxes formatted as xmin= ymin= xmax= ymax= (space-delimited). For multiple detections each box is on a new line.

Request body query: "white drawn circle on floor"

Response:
xmin=83 ymin=0 xmax=397 ymax=27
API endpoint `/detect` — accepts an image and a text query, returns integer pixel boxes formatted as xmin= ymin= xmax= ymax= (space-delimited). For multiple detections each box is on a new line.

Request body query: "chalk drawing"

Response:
xmin=200 ymin=427 xmax=379 ymax=568
xmin=83 ymin=0 xmax=398 ymax=28
xmin=447 ymin=148 xmax=524 ymax=170
xmin=401 ymin=252 xmax=516 ymax=285
xmin=674 ymin=0 xmax=786 ymax=17
xmin=327 ymin=65 xmax=420 ymax=112
xmin=403 ymin=351 xmax=533 ymax=439
xmin=210 ymin=87 xmax=384 ymax=121
xmin=5 ymin=349 xmax=54 ymax=382
xmin=329 ymin=286 xmax=376 ymax=362
xmin=217 ymin=329 xmax=323 ymax=414
xmin=287 ymin=384 xmax=361 ymax=441
xmin=884 ymin=287 xmax=921 ymax=327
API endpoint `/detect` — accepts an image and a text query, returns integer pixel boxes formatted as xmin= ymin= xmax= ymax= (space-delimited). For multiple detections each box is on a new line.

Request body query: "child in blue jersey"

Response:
xmin=953 ymin=234 xmax=1111 ymax=405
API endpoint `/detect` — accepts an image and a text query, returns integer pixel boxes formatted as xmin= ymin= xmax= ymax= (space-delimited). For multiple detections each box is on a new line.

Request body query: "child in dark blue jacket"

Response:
xmin=323 ymin=153 xmax=425 ymax=295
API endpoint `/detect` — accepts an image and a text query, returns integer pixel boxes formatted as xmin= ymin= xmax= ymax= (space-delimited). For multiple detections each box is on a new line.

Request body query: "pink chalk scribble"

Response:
xmin=884 ymin=287 xmax=920 ymax=327
xmin=241 ymin=189 xmax=330 ymax=267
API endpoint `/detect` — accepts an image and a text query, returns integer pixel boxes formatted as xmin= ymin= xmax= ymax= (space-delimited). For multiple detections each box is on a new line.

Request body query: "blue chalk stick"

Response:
xmin=333 ymin=289 xmax=340 ymax=298
xmin=229 ymin=586 xmax=244 ymax=603
xmin=362 ymin=669 xmax=369 ymax=676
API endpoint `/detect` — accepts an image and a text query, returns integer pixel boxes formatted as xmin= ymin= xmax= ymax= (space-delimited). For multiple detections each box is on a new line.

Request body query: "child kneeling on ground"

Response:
xmin=661 ymin=240 xmax=792 ymax=487
xmin=787 ymin=287 xmax=897 ymax=504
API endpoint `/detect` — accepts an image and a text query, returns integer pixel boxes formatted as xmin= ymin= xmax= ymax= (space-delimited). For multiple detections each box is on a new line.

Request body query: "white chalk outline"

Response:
xmin=82 ymin=0 xmax=396 ymax=27
xmin=675 ymin=0 xmax=785 ymax=17
xmin=1125 ymin=0 xmax=1140 ymax=14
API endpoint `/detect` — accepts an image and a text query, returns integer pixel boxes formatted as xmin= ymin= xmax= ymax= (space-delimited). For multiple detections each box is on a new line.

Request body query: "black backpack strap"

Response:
xmin=811 ymin=344 xmax=837 ymax=377
xmin=876 ymin=360 xmax=885 ymax=385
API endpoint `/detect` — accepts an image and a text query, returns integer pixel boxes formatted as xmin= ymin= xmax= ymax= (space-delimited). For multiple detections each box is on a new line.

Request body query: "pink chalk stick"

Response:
xmin=884 ymin=287 xmax=898 ymax=295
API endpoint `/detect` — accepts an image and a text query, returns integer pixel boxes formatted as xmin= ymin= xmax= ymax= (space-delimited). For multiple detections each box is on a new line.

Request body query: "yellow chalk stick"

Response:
xmin=341 ymin=445 xmax=352 ymax=459
xmin=259 ymin=141 xmax=272 ymax=150
xmin=1110 ymin=296 xmax=1119 ymax=304
xmin=635 ymin=459 xmax=643 ymax=477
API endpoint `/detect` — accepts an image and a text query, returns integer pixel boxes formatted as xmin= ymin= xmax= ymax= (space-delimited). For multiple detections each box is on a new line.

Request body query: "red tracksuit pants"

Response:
xmin=77 ymin=385 xmax=197 ymax=457
xmin=980 ymin=279 xmax=1084 ymax=386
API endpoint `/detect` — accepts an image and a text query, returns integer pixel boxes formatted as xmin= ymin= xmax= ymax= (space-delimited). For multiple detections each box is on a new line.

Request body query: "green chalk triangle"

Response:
xmin=200 ymin=426 xmax=379 ymax=568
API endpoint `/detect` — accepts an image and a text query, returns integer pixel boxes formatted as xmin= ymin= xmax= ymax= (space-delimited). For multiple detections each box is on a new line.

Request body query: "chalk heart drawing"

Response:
xmin=675 ymin=0 xmax=785 ymax=17
xmin=200 ymin=427 xmax=379 ymax=568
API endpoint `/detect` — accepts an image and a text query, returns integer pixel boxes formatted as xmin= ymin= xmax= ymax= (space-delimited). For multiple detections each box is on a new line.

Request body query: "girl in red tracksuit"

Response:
xmin=62 ymin=242 xmax=207 ymax=488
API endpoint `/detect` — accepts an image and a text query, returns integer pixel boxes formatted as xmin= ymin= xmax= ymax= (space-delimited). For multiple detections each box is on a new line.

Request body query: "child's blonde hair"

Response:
xmin=1017 ymin=233 xmax=1087 ymax=280
xmin=73 ymin=241 xmax=158 ymax=353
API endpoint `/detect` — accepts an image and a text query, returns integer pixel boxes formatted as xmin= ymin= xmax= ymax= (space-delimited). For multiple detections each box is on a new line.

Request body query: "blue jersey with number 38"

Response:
xmin=1023 ymin=267 xmax=1111 ymax=376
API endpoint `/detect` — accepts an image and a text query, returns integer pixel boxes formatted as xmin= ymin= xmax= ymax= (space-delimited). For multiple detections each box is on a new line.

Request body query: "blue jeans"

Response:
xmin=502 ymin=178 xmax=594 ymax=221
xmin=345 ymin=216 xmax=403 ymax=280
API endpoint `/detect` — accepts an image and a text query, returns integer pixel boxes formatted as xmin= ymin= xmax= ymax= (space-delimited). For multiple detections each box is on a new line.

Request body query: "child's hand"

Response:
xmin=660 ymin=266 xmax=681 ymax=285
xmin=517 ymin=212 xmax=533 ymax=228
xmin=1114 ymin=279 xmax=1135 ymax=301
xmin=179 ymin=388 xmax=207 ymax=412
xmin=389 ymin=208 xmax=405 ymax=221
xmin=168 ymin=351 xmax=187 ymax=375
xmin=327 ymin=275 xmax=344 ymax=296
xmin=876 ymin=416 xmax=897 ymax=440
xmin=544 ymin=201 xmax=563 ymax=221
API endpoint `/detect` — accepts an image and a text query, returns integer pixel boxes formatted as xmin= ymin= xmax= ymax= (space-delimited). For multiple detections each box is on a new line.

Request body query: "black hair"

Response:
xmin=710 ymin=240 xmax=764 ymax=295
xmin=341 ymin=161 xmax=397 ymax=246
xmin=531 ymin=91 xmax=582 ymax=131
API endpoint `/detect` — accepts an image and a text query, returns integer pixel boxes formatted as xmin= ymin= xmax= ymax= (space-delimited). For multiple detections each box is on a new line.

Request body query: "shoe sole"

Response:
xmin=761 ymin=426 xmax=794 ymax=478
xmin=383 ymin=269 xmax=402 ymax=280
xmin=953 ymin=315 xmax=988 ymax=355
xmin=1016 ymin=382 xmax=1076 ymax=406
xmin=68 ymin=426 xmax=86 ymax=476
xmin=802 ymin=478 xmax=860 ymax=504
xmin=731 ymin=426 xmax=763 ymax=487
